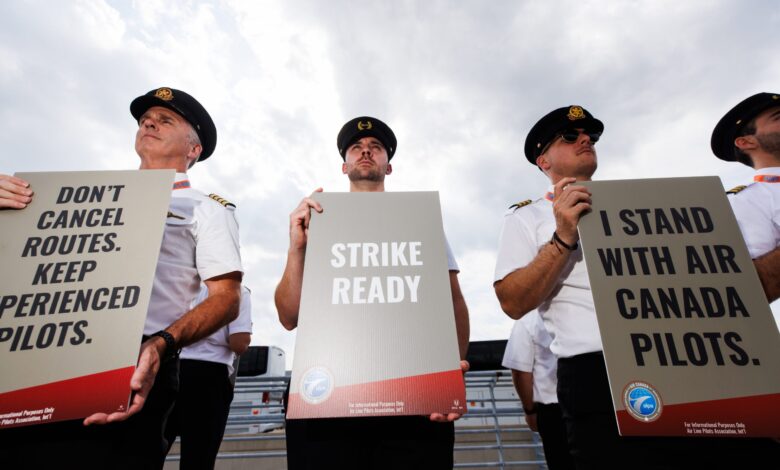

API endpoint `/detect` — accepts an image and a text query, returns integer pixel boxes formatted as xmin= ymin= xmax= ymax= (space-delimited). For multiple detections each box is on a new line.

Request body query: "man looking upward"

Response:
xmin=275 ymin=116 xmax=469 ymax=469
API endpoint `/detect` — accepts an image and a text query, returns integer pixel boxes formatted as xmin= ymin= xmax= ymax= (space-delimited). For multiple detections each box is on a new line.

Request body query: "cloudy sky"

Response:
xmin=2 ymin=0 xmax=778 ymax=368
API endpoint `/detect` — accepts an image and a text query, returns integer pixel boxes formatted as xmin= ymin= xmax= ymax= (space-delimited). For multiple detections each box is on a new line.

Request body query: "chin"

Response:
xmin=348 ymin=169 xmax=383 ymax=183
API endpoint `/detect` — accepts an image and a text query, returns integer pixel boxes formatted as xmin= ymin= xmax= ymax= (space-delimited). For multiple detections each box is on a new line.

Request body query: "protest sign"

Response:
xmin=579 ymin=177 xmax=780 ymax=437
xmin=287 ymin=192 xmax=466 ymax=419
xmin=0 ymin=170 xmax=173 ymax=428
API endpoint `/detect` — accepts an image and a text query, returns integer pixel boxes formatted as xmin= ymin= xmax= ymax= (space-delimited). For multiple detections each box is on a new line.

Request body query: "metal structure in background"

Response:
xmin=166 ymin=370 xmax=548 ymax=469
xmin=460 ymin=371 xmax=546 ymax=469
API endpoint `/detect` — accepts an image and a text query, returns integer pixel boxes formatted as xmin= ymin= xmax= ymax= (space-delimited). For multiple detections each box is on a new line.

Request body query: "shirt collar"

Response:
xmin=754 ymin=167 xmax=780 ymax=183
xmin=544 ymin=185 xmax=555 ymax=202
xmin=173 ymin=172 xmax=190 ymax=190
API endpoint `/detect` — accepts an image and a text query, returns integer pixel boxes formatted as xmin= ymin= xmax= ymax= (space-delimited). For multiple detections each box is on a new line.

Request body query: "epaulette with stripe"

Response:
xmin=726 ymin=185 xmax=747 ymax=195
xmin=208 ymin=193 xmax=236 ymax=208
xmin=508 ymin=199 xmax=533 ymax=210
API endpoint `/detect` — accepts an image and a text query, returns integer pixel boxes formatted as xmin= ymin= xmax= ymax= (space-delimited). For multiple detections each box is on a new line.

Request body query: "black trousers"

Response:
xmin=536 ymin=402 xmax=574 ymax=470
xmin=0 ymin=355 xmax=179 ymax=470
xmin=165 ymin=359 xmax=234 ymax=470
xmin=557 ymin=351 xmax=779 ymax=470
xmin=285 ymin=415 xmax=455 ymax=470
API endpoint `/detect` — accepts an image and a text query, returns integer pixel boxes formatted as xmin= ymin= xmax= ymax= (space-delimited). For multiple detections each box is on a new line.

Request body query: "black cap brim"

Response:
xmin=711 ymin=92 xmax=780 ymax=164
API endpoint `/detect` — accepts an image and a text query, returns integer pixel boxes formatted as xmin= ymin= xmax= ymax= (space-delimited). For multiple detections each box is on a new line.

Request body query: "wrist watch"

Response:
xmin=150 ymin=330 xmax=178 ymax=360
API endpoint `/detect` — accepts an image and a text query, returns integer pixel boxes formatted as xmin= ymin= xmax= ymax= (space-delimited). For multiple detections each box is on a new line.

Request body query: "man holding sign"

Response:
xmin=493 ymin=105 xmax=621 ymax=467
xmin=0 ymin=87 xmax=243 ymax=469
xmin=711 ymin=92 xmax=780 ymax=304
xmin=275 ymin=116 xmax=469 ymax=469
xmin=495 ymin=105 xmax=778 ymax=468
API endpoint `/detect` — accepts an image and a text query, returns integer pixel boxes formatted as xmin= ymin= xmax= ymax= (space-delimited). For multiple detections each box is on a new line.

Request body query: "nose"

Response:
xmin=578 ymin=132 xmax=593 ymax=145
xmin=141 ymin=117 xmax=157 ymax=129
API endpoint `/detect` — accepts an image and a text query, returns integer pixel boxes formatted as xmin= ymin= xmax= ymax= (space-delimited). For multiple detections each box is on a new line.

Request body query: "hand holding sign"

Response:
xmin=277 ymin=188 xmax=325 ymax=331
xmin=0 ymin=174 xmax=33 ymax=209
xmin=84 ymin=337 xmax=165 ymax=425
xmin=289 ymin=188 xmax=323 ymax=252
xmin=553 ymin=177 xmax=591 ymax=245
xmin=429 ymin=360 xmax=470 ymax=423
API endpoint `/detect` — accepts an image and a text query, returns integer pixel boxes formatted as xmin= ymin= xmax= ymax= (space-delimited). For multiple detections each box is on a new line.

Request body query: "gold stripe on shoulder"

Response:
xmin=208 ymin=193 xmax=236 ymax=208
xmin=508 ymin=199 xmax=533 ymax=210
xmin=726 ymin=185 xmax=747 ymax=195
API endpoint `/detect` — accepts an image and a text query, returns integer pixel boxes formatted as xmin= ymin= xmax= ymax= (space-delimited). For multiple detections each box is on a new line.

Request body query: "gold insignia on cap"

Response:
xmin=736 ymin=119 xmax=742 ymax=125
xmin=567 ymin=106 xmax=585 ymax=121
xmin=357 ymin=121 xmax=373 ymax=131
xmin=155 ymin=88 xmax=174 ymax=101
xmin=773 ymin=95 xmax=779 ymax=100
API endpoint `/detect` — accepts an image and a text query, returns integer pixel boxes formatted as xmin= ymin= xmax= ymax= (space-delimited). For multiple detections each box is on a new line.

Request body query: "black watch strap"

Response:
xmin=150 ymin=330 xmax=178 ymax=360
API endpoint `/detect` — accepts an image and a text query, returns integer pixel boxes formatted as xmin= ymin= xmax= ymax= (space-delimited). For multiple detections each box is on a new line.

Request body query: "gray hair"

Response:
xmin=186 ymin=125 xmax=202 ymax=168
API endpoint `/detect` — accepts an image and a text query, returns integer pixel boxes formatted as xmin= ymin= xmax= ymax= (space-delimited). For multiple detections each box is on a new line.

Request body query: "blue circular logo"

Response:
xmin=300 ymin=367 xmax=334 ymax=404
xmin=623 ymin=381 xmax=662 ymax=422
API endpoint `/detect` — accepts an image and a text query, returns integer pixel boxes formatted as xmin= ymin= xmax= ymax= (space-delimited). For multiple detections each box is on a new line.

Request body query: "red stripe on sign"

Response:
xmin=0 ymin=367 xmax=134 ymax=429
xmin=616 ymin=393 xmax=780 ymax=437
xmin=287 ymin=369 xmax=466 ymax=419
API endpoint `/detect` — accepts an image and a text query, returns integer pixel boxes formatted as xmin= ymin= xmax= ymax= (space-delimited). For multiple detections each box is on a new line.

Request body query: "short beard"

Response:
xmin=347 ymin=166 xmax=384 ymax=183
xmin=756 ymin=131 xmax=780 ymax=157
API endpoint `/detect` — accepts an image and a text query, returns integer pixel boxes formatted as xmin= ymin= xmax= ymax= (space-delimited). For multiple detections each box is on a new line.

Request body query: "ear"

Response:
xmin=536 ymin=155 xmax=550 ymax=172
xmin=385 ymin=163 xmax=392 ymax=175
xmin=734 ymin=135 xmax=758 ymax=152
xmin=187 ymin=143 xmax=202 ymax=162
xmin=342 ymin=162 xmax=348 ymax=174
xmin=185 ymin=144 xmax=202 ymax=168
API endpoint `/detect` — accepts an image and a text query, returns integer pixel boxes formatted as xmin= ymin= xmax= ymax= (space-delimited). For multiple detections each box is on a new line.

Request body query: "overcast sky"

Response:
xmin=2 ymin=0 xmax=778 ymax=368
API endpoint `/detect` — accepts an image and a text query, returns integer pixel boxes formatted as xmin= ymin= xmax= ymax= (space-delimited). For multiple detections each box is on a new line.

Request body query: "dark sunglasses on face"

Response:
xmin=540 ymin=129 xmax=601 ymax=155
xmin=558 ymin=129 xmax=601 ymax=144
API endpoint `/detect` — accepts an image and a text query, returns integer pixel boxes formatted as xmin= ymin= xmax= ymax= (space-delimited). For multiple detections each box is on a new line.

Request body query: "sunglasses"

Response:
xmin=558 ymin=129 xmax=601 ymax=144
xmin=540 ymin=129 xmax=601 ymax=155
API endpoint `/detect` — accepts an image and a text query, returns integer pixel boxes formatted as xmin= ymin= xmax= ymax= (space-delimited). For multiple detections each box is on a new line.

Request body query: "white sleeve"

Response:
xmin=444 ymin=234 xmax=459 ymax=272
xmin=227 ymin=286 xmax=253 ymax=335
xmin=501 ymin=316 xmax=534 ymax=372
xmin=196 ymin=204 xmax=244 ymax=281
xmin=494 ymin=210 xmax=539 ymax=282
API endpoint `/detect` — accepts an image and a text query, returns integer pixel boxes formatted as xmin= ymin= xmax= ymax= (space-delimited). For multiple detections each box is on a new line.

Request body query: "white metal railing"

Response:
xmin=165 ymin=371 xmax=547 ymax=469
